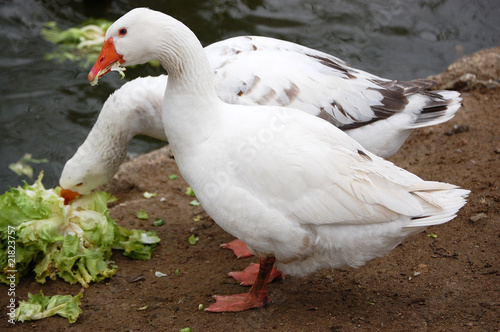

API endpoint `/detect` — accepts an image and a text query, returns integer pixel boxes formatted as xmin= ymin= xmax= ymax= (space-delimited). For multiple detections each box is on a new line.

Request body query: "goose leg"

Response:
xmin=228 ymin=262 xmax=284 ymax=286
xmin=206 ymin=257 xmax=276 ymax=312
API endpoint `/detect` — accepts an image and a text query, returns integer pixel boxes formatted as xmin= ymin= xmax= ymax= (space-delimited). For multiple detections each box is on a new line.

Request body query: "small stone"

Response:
xmin=454 ymin=124 xmax=470 ymax=134
xmin=470 ymin=213 xmax=487 ymax=222
xmin=155 ymin=271 xmax=168 ymax=278
xmin=445 ymin=124 xmax=469 ymax=136
xmin=414 ymin=263 xmax=428 ymax=276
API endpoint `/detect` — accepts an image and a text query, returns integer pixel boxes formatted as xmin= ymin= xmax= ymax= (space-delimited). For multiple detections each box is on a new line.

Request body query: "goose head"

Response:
xmin=88 ymin=8 xmax=171 ymax=84
xmin=59 ymin=144 xmax=123 ymax=204
xmin=60 ymin=152 xmax=118 ymax=197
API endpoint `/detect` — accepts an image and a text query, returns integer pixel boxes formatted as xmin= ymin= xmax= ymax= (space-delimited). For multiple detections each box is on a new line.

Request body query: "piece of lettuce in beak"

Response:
xmin=15 ymin=290 xmax=82 ymax=323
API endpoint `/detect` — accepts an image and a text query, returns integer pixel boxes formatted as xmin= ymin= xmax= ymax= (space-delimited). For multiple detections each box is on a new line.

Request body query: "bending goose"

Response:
xmin=85 ymin=8 xmax=468 ymax=312
xmin=60 ymin=35 xmax=461 ymax=196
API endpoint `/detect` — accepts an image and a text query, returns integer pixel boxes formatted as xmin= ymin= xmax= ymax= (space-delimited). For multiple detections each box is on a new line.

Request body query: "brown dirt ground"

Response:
xmin=2 ymin=47 xmax=499 ymax=331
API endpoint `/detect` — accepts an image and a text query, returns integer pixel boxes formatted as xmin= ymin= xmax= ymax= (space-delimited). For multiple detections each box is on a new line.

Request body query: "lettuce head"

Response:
xmin=0 ymin=172 xmax=160 ymax=286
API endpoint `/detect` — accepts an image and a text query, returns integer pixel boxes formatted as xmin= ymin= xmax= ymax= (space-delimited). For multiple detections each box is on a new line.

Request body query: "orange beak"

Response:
xmin=88 ymin=37 xmax=125 ymax=83
xmin=60 ymin=187 xmax=81 ymax=205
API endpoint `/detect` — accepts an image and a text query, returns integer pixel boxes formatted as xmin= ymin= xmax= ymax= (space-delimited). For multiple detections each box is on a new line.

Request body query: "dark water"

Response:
xmin=0 ymin=0 xmax=499 ymax=192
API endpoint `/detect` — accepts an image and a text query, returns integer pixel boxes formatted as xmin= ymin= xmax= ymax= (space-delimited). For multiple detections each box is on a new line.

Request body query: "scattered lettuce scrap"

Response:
xmin=136 ymin=209 xmax=149 ymax=220
xmin=185 ymin=187 xmax=195 ymax=197
xmin=143 ymin=192 xmax=157 ymax=199
xmin=41 ymin=19 xmax=160 ymax=68
xmin=168 ymin=174 xmax=179 ymax=180
xmin=188 ymin=234 xmax=199 ymax=245
xmin=113 ymin=226 xmax=160 ymax=260
xmin=9 ymin=153 xmax=48 ymax=179
xmin=15 ymin=290 xmax=82 ymax=323
xmin=153 ymin=218 xmax=165 ymax=226
xmin=427 ymin=233 xmax=438 ymax=239
xmin=189 ymin=199 xmax=201 ymax=206
xmin=0 ymin=172 xmax=160 ymax=287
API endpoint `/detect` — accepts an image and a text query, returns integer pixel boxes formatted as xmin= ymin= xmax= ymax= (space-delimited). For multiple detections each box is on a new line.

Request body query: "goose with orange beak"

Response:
xmin=76 ymin=8 xmax=469 ymax=313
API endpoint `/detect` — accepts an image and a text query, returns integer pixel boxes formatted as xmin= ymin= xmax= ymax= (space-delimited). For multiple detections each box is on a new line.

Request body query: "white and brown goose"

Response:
xmin=60 ymin=35 xmax=461 ymax=197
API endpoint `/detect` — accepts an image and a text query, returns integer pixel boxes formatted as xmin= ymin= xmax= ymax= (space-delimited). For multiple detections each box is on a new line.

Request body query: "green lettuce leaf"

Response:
xmin=0 ymin=173 xmax=64 ymax=283
xmin=0 ymin=172 xmax=160 ymax=287
xmin=113 ymin=226 xmax=161 ymax=260
xmin=0 ymin=173 xmax=55 ymax=229
xmin=41 ymin=19 xmax=113 ymax=68
xmin=8 ymin=153 xmax=49 ymax=179
xmin=15 ymin=290 xmax=82 ymax=323
xmin=33 ymin=242 xmax=62 ymax=283
xmin=41 ymin=235 xmax=115 ymax=287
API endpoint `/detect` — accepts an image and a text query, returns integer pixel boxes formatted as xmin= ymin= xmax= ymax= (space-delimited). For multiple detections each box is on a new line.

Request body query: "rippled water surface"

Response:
xmin=0 ymin=0 xmax=499 ymax=192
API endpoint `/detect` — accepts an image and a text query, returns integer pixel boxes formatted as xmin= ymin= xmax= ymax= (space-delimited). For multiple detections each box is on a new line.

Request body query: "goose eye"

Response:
xmin=119 ymin=28 xmax=127 ymax=36
xmin=76 ymin=183 xmax=83 ymax=187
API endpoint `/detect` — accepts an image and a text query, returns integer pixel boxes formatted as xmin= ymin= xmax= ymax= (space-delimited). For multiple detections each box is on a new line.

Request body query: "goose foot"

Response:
xmin=206 ymin=257 xmax=276 ymax=312
xmin=220 ymin=239 xmax=253 ymax=258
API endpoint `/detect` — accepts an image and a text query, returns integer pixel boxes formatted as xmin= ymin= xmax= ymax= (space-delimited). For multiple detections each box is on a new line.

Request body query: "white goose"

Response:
xmin=60 ymin=35 xmax=461 ymax=196
xmin=83 ymin=8 xmax=469 ymax=312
